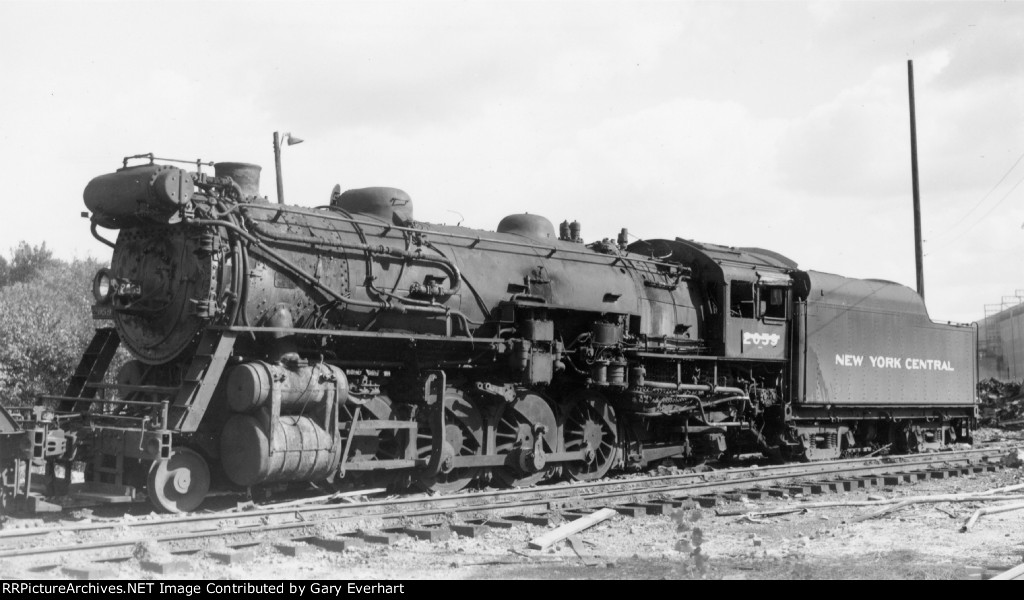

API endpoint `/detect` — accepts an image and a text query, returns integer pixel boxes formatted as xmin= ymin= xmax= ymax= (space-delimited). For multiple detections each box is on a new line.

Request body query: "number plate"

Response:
xmin=91 ymin=304 xmax=114 ymax=320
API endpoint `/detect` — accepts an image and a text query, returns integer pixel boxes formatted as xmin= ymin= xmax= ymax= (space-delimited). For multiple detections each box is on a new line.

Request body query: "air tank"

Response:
xmin=225 ymin=361 xmax=348 ymax=413
xmin=220 ymin=413 xmax=341 ymax=486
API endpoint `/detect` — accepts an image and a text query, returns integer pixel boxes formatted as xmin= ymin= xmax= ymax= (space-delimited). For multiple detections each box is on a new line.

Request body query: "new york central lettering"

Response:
xmin=836 ymin=354 xmax=863 ymax=366
xmin=834 ymin=354 xmax=954 ymax=372
xmin=869 ymin=355 xmax=902 ymax=369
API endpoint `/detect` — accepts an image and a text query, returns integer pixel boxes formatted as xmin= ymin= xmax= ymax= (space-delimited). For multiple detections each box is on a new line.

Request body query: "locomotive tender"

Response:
xmin=14 ymin=155 xmax=977 ymax=512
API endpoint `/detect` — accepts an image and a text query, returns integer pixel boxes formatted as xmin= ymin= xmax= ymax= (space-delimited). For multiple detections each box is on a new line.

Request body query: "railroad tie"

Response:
xmin=140 ymin=558 xmax=190 ymax=575
xmin=695 ymin=495 xmax=720 ymax=508
xmin=612 ymin=505 xmax=648 ymax=517
xmin=510 ymin=513 xmax=562 ymax=526
xmin=310 ymin=535 xmax=366 ymax=552
xmin=816 ymin=481 xmax=844 ymax=493
xmin=208 ymin=548 xmax=256 ymax=565
xmin=480 ymin=518 xmax=518 ymax=529
xmin=451 ymin=523 xmax=490 ymax=538
xmin=64 ymin=565 xmax=117 ymax=580
xmin=402 ymin=524 xmax=451 ymax=542
xmin=624 ymin=502 xmax=674 ymax=515
xmin=784 ymin=484 xmax=815 ymax=496
xmin=359 ymin=530 xmax=402 ymax=545
xmin=275 ymin=542 xmax=317 ymax=557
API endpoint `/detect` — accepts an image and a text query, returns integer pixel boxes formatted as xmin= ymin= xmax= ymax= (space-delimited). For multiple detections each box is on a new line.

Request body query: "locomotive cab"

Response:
xmin=628 ymin=237 xmax=797 ymax=359
xmin=720 ymin=268 xmax=790 ymax=360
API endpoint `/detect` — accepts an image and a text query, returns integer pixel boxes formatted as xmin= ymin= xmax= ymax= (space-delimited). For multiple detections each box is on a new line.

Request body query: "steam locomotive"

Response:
xmin=7 ymin=155 xmax=977 ymax=513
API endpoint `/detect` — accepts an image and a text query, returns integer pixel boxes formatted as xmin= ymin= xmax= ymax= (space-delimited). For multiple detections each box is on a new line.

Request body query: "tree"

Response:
xmin=0 ymin=258 xmax=105 ymax=407
xmin=0 ymin=242 xmax=57 ymax=288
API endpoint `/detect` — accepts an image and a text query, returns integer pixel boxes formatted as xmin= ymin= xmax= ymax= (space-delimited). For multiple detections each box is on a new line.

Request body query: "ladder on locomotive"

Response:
xmin=57 ymin=327 xmax=121 ymax=413
xmin=49 ymin=328 xmax=236 ymax=491
xmin=55 ymin=328 xmax=236 ymax=432
xmin=169 ymin=329 xmax=237 ymax=431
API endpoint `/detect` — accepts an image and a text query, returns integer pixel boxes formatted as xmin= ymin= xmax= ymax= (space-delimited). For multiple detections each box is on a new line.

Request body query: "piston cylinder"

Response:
xmin=226 ymin=361 xmax=348 ymax=413
xmin=220 ymin=413 xmax=341 ymax=486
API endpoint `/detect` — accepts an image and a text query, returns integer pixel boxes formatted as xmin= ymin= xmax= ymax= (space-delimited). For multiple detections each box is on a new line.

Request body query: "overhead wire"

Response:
xmin=928 ymin=169 xmax=1024 ymax=253
xmin=926 ymin=149 xmax=1024 ymax=247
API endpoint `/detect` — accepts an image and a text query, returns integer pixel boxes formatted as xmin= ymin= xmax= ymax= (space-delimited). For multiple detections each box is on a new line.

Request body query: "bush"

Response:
xmin=0 ymin=258 xmax=105 ymax=407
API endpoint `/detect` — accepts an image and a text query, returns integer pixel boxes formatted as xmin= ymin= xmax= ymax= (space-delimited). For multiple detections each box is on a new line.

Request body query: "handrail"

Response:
xmin=240 ymin=202 xmax=686 ymax=271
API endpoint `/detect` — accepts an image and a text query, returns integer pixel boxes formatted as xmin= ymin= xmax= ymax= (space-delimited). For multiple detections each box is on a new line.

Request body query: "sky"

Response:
xmin=1 ymin=0 xmax=1022 ymax=324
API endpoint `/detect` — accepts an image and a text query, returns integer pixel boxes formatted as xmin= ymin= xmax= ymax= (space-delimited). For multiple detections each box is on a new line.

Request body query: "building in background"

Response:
xmin=978 ymin=292 xmax=1024 ymax=381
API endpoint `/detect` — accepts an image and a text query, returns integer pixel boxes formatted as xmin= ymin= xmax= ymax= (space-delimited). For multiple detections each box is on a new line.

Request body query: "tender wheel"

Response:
xmin=415 ymin=390 xmax=483 ymax=494
xmin=563 ymin=394 xmax=618 ymax=482
xmin=147 ymin=448 xmax=210 ymax=513
xmin=493 ymin=393 xmax=558 ymax=488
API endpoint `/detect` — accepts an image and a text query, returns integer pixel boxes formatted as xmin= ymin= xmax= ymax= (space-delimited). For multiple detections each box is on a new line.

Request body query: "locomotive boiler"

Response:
xmin=10 ymin=154 xmax=977 ymax=513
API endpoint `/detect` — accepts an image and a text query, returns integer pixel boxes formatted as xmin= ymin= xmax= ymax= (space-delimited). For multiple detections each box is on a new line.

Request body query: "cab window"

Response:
xmin=729 ymin=281 xmax=755 ymax=318
xmin=759 ymin=286 xmax=787 ymax=319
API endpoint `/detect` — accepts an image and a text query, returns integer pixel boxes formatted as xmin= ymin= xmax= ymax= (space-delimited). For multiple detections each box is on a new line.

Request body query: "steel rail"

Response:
xmin=0 ymin=446 xmax=1012 ymax=562
xmin=0 ymin=445 xmax=1004 ymax=543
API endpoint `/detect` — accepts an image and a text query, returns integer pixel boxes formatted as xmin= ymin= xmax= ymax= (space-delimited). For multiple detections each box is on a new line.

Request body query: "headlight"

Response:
xmin=92 ymin=268 xmax=116 ymax=304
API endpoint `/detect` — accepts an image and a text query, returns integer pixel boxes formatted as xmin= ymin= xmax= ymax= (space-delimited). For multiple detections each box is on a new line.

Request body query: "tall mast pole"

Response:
xmin=908 ymin=60 xmax=925 ymax=300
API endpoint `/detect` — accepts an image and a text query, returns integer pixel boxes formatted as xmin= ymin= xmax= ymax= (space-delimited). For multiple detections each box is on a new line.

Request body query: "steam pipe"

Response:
xmin=184 ymin=217 xmax=473 ymax=331
xmin=640 ymin=380 xmax=747 ymax=396
xmin=90 ymin=221 xmax=116 ymax=249
xmin=246 ymin=218 xmax=462 ymax=296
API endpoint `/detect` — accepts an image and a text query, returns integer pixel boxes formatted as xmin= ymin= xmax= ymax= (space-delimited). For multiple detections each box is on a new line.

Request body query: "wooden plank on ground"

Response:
xmin=528 ymin=507 xmax=617 ymax=550
xmin=988 ymin=562 xmax=1024 ymax=581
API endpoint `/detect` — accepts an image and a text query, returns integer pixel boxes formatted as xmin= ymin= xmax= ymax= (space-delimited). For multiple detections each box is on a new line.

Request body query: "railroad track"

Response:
xmin=0 ymin=444 xmax=1015 ymax=578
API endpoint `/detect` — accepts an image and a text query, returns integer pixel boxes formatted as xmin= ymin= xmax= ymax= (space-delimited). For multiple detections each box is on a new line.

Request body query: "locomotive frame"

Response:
xmin=2 ymin=155 xmax=978 ymax=513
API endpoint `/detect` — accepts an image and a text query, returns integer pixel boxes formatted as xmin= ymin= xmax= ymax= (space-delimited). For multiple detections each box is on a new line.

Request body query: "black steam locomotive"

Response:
xmin=8 ymin=155 xmax=977 ymax=512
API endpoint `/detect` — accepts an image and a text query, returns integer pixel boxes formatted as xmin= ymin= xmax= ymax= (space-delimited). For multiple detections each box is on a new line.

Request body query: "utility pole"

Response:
xmin=908 ymin=60 xmax=925 ymax=300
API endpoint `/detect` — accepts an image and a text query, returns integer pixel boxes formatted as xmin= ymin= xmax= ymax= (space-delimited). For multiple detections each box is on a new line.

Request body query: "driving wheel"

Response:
xmin=563 ymin=394 xmax=618 ymax=482
xmin=415 ymin=390 xmax=483 ymax=494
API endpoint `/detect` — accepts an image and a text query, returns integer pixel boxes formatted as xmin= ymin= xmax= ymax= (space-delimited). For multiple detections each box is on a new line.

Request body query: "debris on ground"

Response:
xmin=961 ymin=501 xmax=1024 ymax=533
xmin=977 ymin=379 xmax=1024 ymax=427
xmin=1001 ymin=448 xmax=1024 ymax=468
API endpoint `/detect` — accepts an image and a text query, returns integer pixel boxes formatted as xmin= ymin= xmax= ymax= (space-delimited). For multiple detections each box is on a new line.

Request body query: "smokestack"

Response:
xmin=215 ymin=162 xmax=263 ymax=201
